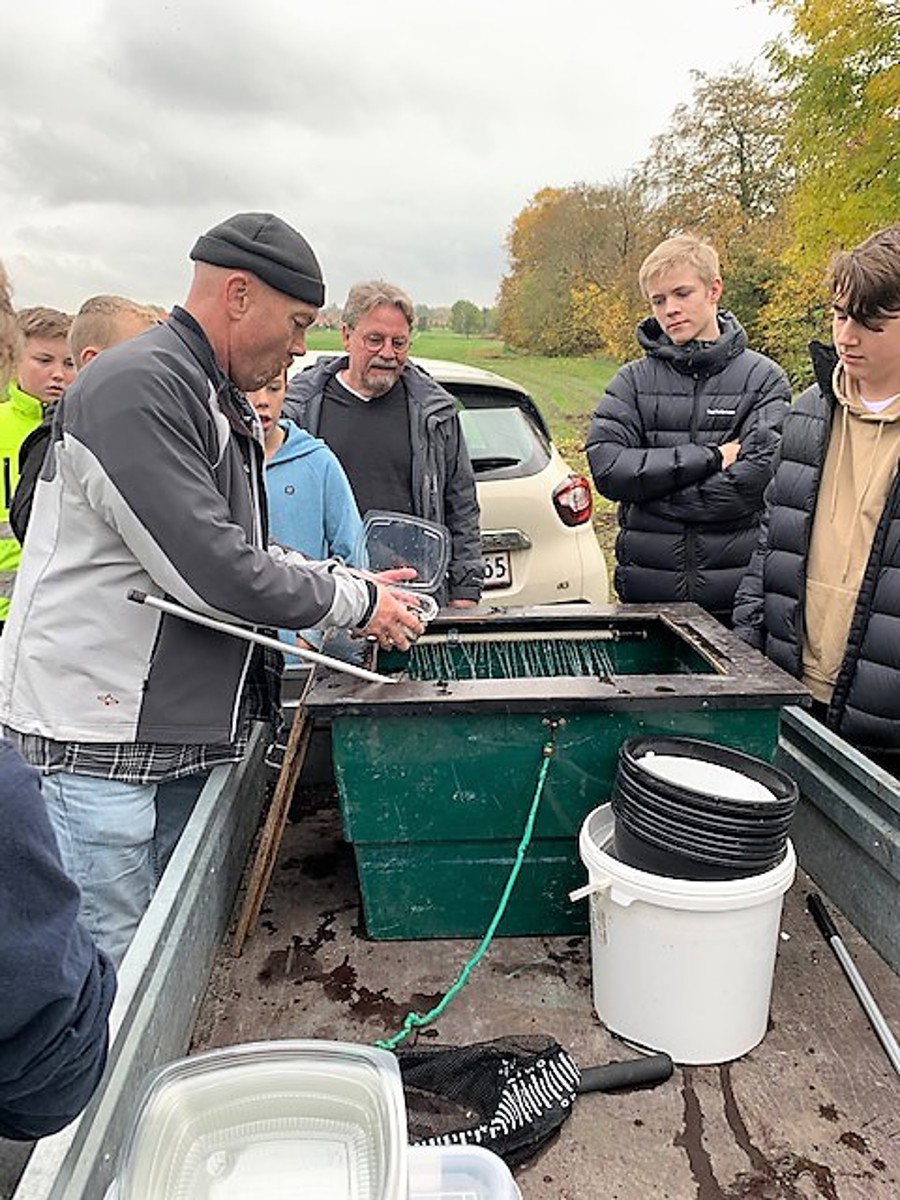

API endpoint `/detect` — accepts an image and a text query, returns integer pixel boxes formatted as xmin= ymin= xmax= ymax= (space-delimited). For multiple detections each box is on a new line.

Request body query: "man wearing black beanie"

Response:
xmin=0 ymin=213 xmax=423 ymax=967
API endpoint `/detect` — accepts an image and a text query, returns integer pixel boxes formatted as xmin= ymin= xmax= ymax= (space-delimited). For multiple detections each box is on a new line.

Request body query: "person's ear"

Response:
xmin=80 ymin=347 xmax=99 ymax=367
xmin=224 ymin=273 xmax=252 ymax=319
xmin=340 ymin=322 xmax=352 ymax=352
xmin=709 ymin=277 xmax=723 ymax=304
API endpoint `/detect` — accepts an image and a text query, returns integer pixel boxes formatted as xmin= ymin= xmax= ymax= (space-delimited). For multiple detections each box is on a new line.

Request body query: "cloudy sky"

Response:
xmin=1 ymin=0 xmax=787 ymax=315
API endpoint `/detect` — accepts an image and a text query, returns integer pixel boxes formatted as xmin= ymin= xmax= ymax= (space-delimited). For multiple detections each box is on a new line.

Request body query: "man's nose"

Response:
xmin=289 ymin=329 xmax=307 ymax=356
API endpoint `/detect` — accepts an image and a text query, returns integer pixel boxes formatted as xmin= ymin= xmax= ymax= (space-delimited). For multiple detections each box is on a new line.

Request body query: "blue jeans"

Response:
xmin=154 ymin=771 xmax=210 ymax=881
xmin=40 ymin=773 xmax=159 ymax=968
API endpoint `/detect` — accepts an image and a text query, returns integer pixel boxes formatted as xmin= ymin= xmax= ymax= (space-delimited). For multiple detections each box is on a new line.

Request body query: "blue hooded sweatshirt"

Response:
xmin=265 ymin=420 xmax=362 ymax=648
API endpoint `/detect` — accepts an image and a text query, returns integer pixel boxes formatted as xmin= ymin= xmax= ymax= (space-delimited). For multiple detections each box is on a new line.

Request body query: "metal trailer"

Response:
xmin=6 ymin=706 xmax=899 ymax=1199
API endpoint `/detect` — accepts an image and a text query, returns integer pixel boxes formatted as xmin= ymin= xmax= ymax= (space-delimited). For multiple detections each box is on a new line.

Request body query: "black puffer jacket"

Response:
xmin=733 ymin=342 xmax=900 ymax=760
xmin=586 ymin=312 xmax=790 ymax=619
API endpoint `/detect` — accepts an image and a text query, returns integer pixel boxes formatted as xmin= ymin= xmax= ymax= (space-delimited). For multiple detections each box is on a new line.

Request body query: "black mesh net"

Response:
xmin=398 ymin=1035 xmax=581 ymax=1168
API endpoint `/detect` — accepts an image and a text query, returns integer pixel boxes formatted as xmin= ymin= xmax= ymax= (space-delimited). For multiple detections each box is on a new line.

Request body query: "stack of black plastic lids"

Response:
xmin=611 ymin=736 xmax=799 ymax=880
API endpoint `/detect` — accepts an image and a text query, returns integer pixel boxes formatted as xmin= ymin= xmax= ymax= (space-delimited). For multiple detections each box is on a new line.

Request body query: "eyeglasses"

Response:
xmin=358 ymin=331 xmax=410 ymax=353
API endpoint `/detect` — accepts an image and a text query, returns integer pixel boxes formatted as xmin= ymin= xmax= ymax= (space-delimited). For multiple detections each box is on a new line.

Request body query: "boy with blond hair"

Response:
xmin=587 ymin=233 xmax=790 ymax=623
xmin=10 ymin=295 xmax=160 ymax=541
xmin=0 ymin=306 xmax=74 ymax=622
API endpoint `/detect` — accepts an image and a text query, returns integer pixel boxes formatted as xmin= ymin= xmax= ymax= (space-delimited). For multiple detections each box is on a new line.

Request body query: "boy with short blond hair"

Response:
xmin=68 ymin=294 xmax=159 ymax=368
xmin=0 ymin=306 xmax=74 ymax=622
xmin=637 ymin=234 xmax=721 ymax=297
xmin=586 ymin=233 xmax=790 ymax=624
xmin=10 ymin=295 xmax=159 ymax=542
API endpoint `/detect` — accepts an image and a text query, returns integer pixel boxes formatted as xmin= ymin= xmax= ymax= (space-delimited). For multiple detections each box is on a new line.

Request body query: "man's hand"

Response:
xmin=720 ymin=440 xmax=741 ymax=469
xmin=352 ymin=566 xmax=424 ymax=650
xmin=362 ymin=584 xmax=425 ymax=650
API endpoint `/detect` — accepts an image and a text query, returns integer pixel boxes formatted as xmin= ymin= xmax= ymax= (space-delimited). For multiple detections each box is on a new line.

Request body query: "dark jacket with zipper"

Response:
xmin=284 ymin=355 xmax=483 ymax=603
xmin=733 ymin=342 xmax=900 ymax=761
xmin=0 ymin=741 xmax=115 ymax=1140
xmin=586 ymin=311 xmax=790 ymax=619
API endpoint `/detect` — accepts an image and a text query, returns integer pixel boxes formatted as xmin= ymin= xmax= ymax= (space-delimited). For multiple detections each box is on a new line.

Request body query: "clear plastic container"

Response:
xmin=355 ymin=511 xmax=450 ymax=595
xmin=408 ymin=1144 xmax=522 ymax=1199
xmin=114 ymin=1040 xmax=408 ymax=1200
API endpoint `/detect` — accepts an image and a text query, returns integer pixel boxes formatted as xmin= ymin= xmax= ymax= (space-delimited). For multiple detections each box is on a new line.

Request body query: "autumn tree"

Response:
xmin=642 ymin=66 xmax=792 ymax=234
xmin=635 ymin=64 xmax=793 ymax=349
xmin=499 ymin=182 xmax=657 ymax=355
xmin=498 ymin=66 xmax=795 ymax=360
xmin=759 ymin=0 xmax=900 ymax=380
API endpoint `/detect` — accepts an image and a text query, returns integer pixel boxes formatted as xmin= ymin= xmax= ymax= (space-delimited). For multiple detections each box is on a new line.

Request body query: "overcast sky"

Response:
xmin=0 ymin=0 xmax=787 ymax=315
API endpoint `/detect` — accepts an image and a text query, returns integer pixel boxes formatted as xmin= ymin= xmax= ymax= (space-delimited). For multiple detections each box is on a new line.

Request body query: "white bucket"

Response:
xmin=575 ymin=804 xmax=796 ymax=1065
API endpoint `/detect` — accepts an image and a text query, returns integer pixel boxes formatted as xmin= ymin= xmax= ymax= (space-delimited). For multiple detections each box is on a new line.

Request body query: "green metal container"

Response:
xmin=307 ymin=604 xmax=806 ymax=940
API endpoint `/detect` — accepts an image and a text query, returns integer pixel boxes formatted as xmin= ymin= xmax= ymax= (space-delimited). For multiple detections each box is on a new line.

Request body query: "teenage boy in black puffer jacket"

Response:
xmin=734 ymin=225 xmax=900 ymax=776
xmin=587 ymin=234 xmax=790 ymax=625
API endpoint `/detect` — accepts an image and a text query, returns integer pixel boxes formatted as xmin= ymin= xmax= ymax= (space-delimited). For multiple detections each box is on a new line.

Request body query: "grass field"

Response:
xmin=304 ymin=328 xmax=621 ymax=561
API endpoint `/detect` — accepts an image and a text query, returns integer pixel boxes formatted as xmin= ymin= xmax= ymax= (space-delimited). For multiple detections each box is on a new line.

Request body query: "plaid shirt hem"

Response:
xmin=1 ymin=728 xmax=248 ymax=785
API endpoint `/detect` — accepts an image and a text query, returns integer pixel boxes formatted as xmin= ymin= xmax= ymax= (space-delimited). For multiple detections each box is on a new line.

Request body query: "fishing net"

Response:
xmin=397 ymin=1035 xmax=581 ymax=1167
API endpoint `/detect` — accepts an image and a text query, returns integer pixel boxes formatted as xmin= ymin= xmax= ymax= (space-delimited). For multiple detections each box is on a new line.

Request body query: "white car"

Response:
xmin=288 ymin=352 xmax=609 ymax=607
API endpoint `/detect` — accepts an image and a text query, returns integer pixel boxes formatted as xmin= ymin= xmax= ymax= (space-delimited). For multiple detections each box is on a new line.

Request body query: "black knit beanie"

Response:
xmin=190 ymin=212 xmax=325 ymax=306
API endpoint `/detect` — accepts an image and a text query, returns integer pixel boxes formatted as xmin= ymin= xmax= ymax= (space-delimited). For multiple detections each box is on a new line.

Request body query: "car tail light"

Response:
xmin=552 ymin=473 xmax=594 ymax=527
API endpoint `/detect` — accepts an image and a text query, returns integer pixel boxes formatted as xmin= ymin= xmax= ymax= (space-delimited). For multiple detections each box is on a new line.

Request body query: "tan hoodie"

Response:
xmin=802 ymin=365 xmax=900 ymax=702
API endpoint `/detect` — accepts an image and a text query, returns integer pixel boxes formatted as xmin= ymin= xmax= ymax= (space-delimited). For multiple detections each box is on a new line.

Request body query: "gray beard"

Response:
xmin=362 ymin=366 xmax=399 ymax=397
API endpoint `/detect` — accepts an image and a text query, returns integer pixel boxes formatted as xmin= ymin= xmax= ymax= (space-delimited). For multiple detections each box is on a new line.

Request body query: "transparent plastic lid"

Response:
xmin=355 ymin=511 xmax=450 ymax=594
xmin=115 ymin=1040 xmax=408 ymax=1200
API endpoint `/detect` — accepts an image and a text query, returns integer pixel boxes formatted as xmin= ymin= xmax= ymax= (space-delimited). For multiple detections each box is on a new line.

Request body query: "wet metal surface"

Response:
xmin=191 ymin=783 xmax=900 ymax=1200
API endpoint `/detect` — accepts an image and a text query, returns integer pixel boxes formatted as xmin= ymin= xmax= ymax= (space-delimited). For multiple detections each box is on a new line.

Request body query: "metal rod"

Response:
xmin=127 ymin=589 xmax=397 ymax=686
xmin=417 ymin=628 xmax=624 ymax=646
xmin=807 ymin=893 xmax=900 ymax=1075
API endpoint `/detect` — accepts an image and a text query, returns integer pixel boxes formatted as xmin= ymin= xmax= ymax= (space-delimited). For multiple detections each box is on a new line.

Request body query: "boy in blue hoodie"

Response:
xmin=248 ymin=368 xmax=362 ymax=650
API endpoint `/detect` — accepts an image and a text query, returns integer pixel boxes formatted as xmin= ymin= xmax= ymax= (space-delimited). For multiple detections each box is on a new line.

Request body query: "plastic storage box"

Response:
xmin=113 ymin=1040 xmax=408 ymax=1200
xmin=409 ymin=1145 xmax=522 ymax=1199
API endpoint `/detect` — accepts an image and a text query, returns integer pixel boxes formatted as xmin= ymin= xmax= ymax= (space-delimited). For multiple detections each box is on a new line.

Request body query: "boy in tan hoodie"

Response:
xmin=734 ymin=224 xmax=900 ymax=775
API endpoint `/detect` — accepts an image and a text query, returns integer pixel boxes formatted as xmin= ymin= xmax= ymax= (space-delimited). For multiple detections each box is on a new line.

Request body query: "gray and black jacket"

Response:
xmin=733 ymin=342 xmax=900 ymax=761
xmin=285 ymin=355 xmax=483 ymax=603
xmin=586 ymin=312 xmax=790 ymax=620
xmin=0 ymin=310 xmax=370 ymax=746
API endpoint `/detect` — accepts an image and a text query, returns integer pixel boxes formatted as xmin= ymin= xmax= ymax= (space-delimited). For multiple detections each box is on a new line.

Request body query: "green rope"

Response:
xmin=374 ymin=725 xmax=558 ymax=1051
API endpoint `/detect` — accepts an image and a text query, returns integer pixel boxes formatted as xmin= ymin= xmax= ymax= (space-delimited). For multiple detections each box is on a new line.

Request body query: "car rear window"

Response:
xmin=458 ymin=406 xmax=550 ymax=478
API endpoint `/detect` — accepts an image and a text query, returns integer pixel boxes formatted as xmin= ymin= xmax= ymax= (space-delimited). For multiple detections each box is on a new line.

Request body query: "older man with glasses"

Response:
xmin=285 ymin=280 xmax=483 ymax=607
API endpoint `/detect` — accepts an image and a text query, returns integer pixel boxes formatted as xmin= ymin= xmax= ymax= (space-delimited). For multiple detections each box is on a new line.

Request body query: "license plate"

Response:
xmin=483 ymin=550 xmax=512 ymax=589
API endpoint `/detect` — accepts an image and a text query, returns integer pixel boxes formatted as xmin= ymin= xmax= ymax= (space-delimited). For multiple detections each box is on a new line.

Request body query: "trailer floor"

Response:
xmin=191 ymin=783 xmax=900 ymax=1200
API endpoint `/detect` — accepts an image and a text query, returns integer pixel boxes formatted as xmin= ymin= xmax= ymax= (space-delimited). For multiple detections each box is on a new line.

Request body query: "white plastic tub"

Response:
xmin=113 ymin=1040 xmax=408 ymax=1200
xmin=409 ymin=1145 xmax=521 ymax=1199
xmin=576 ymin=804 xmax=796 ymax=1064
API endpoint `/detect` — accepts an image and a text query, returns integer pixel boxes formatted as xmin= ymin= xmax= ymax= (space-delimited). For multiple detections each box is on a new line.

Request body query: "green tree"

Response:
xmin=759 ymin=0 xmax=900 ymax=381
xmin=770 ymin=0 xmax=900 ymax=268
xmin=641 ymin=66 xmax=792 ymax=233
xmin=636 ymin=65 xmax=793 ymax=349
xmin=451 ymin=299 xmax=483 ymax=337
